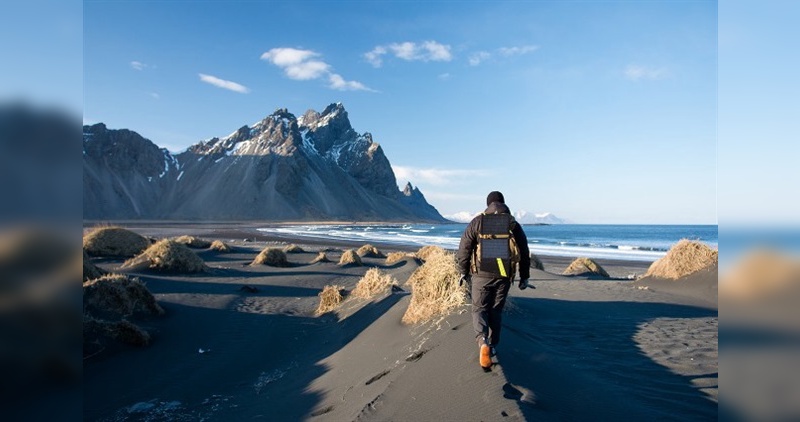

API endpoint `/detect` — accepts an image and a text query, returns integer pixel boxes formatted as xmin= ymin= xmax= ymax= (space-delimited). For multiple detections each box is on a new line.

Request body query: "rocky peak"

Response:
xmin=402 ymin=182 xmax=417 ymax=197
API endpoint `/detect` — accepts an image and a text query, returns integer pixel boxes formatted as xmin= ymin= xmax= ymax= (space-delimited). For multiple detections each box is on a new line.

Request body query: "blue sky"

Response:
xmin=83 ymin=1 xmax=717 ymax=224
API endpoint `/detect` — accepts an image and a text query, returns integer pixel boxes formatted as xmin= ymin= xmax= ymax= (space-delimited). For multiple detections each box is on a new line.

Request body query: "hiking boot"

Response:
xmin=479 ymin=344 xmax=492 ymax=369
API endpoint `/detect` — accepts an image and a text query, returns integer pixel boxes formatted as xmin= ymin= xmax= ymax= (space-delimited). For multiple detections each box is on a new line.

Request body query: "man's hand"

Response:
xmin=459 ymin=274 xmax=471 ymax=287
xmin=518 ymin=279 xmax=534 ymax=290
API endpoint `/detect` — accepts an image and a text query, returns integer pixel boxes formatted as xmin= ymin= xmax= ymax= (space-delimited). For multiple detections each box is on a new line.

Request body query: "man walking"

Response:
xmin=457 ymin=191 xmax=531 ymax=369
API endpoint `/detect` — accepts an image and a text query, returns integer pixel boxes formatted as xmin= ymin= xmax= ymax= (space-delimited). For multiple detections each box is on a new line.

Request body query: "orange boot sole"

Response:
xmin=480 ymin=344 xmax=492 ymax=369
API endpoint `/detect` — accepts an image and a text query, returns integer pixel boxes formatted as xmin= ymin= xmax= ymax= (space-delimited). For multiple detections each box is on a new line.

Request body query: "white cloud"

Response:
xmin=198 ymin=73 xmax=250 ymax=93
xmin=130 ymin=61 xmax=148 ymax=71
xmin=148 ymin=92 xmax=160 ymax=100
xmin=364 ymin=46 xmax=387 ymax=67
xmin=366 ymin=41 xmax=453 ymax=67
xmin=624 ymin=65 xmax=669 ymax=81
xmin=262 ymin=47 xmax=373 ymax=91
xmin=468 ymin=51 xmax=491 ymax=66
xmin=393 ymin=165 xmax=487 ymax=186
xmin=260 ymin=48 xmax=318 ymax=66
xmin=438 ymin=73 xmax=451 ymax=80
xmin=498 ymin=45 xmax=539 ymax=56
xmin=328 ymin=73 xmax=375 ymax=92
xmin=468 ymin=45 xmax=538 ymax=66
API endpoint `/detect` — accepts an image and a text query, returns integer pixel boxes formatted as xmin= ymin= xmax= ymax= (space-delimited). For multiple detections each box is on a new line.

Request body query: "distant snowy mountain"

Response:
xmin=445 ymin=210 xmax=568 ymax=224
xmin=444 ymin=211 xmax=478 ymax=223
xmin=513 ymin=211 xmax=568 ymax=224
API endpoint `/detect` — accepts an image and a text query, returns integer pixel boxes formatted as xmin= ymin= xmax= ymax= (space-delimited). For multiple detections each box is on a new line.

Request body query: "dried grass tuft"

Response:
xmin=83 ymin=273 xmax=164 ymax=317
xmin=310 ymin=252 xmax=331 ymax=264
xmin=283 ymin=244 xmax=304 ymax=253
xmin=338 ymin=249 xmax=362 ymax=266
xmin=352 ymin=268 xmax=397 ymax=299
xmin=209 ymin=240 xmax=231 ymax=252
xmin=252 ymin=247 xmax=289 ymax=267
xmin=402 ymin=248 xmax=465 ymax=324
xmin=83 ymin=250 xmax=106 ymax=281
xmin=84 ymin=315 xmax=150 ymax=347
xmin=83 ymin=227 xmax=150 ymax=257
xmin=562 ymin=257 xmax=609 ymax=277
xmin=122 ymin=239 xmax=208 ymax=273
xmin=385 ymin=251 xmax=411 ymax=265
xmin=530 ymin=253 xmax=545 ymax=271
xmin=172 ymin=235 xmax=212 ymax=249
xmin=357 ymin=244 xmax=384 ymax=258
xmin=414 ymin=245 xmax=446 ymax=262
xmin=645 ymin=239 xmax=718 ymax=280
xmin=316 ymin=285 xmax=346 ymax=315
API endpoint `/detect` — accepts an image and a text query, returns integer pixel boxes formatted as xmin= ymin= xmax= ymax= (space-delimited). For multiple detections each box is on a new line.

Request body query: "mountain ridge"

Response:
xmin=83 ymin=103 xmax=445 ymax=222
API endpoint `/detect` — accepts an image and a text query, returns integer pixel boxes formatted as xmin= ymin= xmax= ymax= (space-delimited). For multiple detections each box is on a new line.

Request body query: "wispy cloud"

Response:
xmin=498 ymin=45 xmax=539 ymax=57
xmin=364 ymin=41 xmax=453 ymax=68
xmin=438 ymin=73 xmax=451 ymax=80
xmin=468 ymin=45 xmax=538 ymax=66
xmin=130 ymin=60 xmax=150 ymax=71
xmin=198 ymin=73 xmax=250 ymax=93
xmin=148 ymin=92 xmax=160 ymax=100
xmin=261 ymin=47 xmax=373 ymax=92
xmin=393 ymin=165 xmax=487 ymax=186
xmin=468 ymin=51 xmax=491 ymax=66
xmin=624 ymin=64 xmax=669 ymax=81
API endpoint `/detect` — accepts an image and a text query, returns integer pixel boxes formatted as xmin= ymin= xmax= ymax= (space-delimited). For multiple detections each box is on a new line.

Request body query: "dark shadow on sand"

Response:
xmin=84 ymin=288 xmax=404 ymax=421
xmin=498 ymin=297 xmax=718 ymax=421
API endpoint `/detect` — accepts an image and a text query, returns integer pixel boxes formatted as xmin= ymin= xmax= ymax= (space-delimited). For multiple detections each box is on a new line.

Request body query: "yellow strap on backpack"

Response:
xmin=496 ymin=258 xmax=507 ymax=277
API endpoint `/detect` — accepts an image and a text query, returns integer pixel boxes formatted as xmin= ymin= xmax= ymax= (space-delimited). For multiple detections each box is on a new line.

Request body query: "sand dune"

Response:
xmin=83 ymin=225 xmax=717 ymax=421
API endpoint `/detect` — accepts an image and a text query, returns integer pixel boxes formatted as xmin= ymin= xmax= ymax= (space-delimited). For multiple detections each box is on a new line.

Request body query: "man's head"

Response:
xmin=486 ymin=191 xmax=505 ymax=206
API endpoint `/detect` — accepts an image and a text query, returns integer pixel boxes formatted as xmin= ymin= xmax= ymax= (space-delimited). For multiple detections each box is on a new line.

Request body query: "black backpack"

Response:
xmin=471 ymin=213 xmax=521 ymax=279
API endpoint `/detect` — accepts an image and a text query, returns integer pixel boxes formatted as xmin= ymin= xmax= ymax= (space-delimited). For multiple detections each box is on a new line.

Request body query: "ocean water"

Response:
xmin=258 ymin=224 xmax=718 ymax=262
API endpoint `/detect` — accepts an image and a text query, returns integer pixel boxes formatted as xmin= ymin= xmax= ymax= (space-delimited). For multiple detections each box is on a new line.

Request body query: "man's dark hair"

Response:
xmin=486 ymin=191 xmax=505 ymax=206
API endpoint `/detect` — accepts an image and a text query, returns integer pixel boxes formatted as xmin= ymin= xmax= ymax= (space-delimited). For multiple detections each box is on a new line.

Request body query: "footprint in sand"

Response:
xmin=365 ymin=369 xmax=390 ymax=385
xmin=502 ymin=383 xmax=537 ymax=406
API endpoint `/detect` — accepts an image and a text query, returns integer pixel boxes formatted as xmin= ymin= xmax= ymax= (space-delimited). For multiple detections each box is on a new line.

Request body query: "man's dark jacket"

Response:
xmin=457 ymin=202 xmax=531 ymax=280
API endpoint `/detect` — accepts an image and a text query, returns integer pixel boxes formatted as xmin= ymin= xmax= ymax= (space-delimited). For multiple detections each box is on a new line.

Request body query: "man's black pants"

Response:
xmin=471 ymin=276 xmax=511 ymax=346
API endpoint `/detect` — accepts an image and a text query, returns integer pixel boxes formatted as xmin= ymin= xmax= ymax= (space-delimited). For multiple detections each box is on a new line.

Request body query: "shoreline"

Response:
xmin=87 ymin=221 xmax=654 ymax=279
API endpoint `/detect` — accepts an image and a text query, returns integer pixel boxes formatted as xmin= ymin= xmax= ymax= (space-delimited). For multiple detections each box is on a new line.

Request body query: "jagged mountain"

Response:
xmin=83 ymin=103 xmax=445 ymax=222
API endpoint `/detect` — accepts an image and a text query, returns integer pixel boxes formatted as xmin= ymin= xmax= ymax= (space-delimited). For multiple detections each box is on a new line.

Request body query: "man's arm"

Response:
xmin=457 ymin=217 xmax=479 ymax=275
xmin=513 ymin=223 xmax=531 ymax=280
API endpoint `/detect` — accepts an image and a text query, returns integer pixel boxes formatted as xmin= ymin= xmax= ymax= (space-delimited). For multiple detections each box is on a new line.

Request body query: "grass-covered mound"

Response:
xmin=356 ymin=244 xmax=384 ymax=258
xmin=209 ymin=240 xmax=231 ymax=252
xmin=283 ymin=244 xmax=304 ymax=253
xmin=645 ymin=239 xmax=718 ymax=280
xmin=316 ymin=285 xmax=346 ymax=315
xmin=310 ymin=252 xmax=331 ymax=264
xmin=83 ymin=250 xmax=106 ymax=281
xmin=122 ymin=239 xmax=208 ymax=273
xmin=402 ymin=248 xmax=465 ymax=324
xmin=562 ymin=257 xmax=609 ymax=277
xmin=338 ymin=249 xmax=362 ymax=266
xmin=172 ymin=235 xmax=212 ymax=249
xmin=83 ymin=273 xmax=164 ymax=356
xmin=385 ymin=251 xmax=411 ymax=265
xmin=83 ymin=274 xmax=164 ymax=318
xmin=415 ymin=245 xmax=445 ymax=262
xmin=83 ymin=226 xmax=150 ymax=257
xmin=84 ymin=316 xmax=151 ymax=348
xmin=252 ymin=247 xmax=289 ymax=267
xmin=352 ymin=268 xmax=397 ymax=299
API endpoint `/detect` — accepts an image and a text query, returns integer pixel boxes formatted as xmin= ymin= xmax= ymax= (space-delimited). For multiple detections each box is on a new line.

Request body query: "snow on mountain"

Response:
xmin=446 ymin=210 xmax=568 ymax=224
xmin=444 ymin=211 xmax=479 ymax=223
